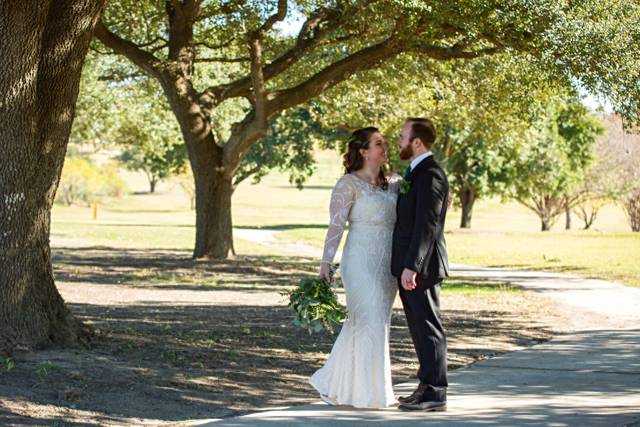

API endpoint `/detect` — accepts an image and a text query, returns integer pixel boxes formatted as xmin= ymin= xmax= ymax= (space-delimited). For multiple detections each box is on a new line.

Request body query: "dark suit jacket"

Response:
xmin=391 ymin=155 xmax=449 ymax=282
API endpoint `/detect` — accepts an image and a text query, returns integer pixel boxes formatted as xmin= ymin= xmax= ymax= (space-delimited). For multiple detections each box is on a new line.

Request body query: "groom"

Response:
xmin=391 ymin=117 xmax=449 ymax=412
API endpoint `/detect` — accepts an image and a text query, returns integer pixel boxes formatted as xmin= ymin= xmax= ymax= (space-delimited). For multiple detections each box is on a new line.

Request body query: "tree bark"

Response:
xmin=624 ymin=191 xmax=640 ymax=232
xmin=459 ymin=185 xmax=475 ymax=229
xmin=541 ymin=220 xmax=551 ymax=231
xmin=162 ymin=73 xmax=238 ymax=258
xmin=149 ymin=179 xmax=157 ymax=193
xmin=0 ymin=0 xmax=105 ymax=351
xmin=192 ymin=171 xmax=235 ymax=258
xmin=565 ymin=207 xmax=571 ymax=230
xmin=577 ymin=205 xmax=598 ymax=230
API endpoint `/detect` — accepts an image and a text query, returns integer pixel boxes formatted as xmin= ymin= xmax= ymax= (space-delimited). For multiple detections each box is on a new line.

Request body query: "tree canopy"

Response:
xmin=90 ymin=0 xmax=640 ymax=257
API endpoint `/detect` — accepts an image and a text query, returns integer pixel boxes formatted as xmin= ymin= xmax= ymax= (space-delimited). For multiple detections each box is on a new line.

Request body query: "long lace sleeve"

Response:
xmin=321 ymin=175 xmax=356 ymax=265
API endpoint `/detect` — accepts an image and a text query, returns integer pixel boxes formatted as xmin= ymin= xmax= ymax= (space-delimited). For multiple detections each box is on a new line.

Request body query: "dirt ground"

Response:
xmin=0 ymin=246 xmax=564 ymax=426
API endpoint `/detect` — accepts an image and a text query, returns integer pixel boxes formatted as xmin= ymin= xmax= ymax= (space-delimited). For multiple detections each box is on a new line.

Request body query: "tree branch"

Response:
xmin=267 ymin=35 xmax=399 ymax=114
xmin=220 ymin=0 xmax=289 ymax=171
xmin=410 ymin=42 xmax=502 ymax=60
xmin=247 ymin=0 xmax=288 ymax=126
xmin=222 ymin=34 xmax=399 ymax=171
xmin=258 ymin=0 xmax=288 ymax=35
xmin=94 ymin=21 xmax=163 ymax=78
xmin=198 ymin=7 xmax=341 ymax=108
xmin=194 ymin=56 xmax=250 ymax=63
xmin=233 ymin=164 xmax=263 ymax=187
xmin=195 ymin=37 xmax=237 ymax=50
xmin=249 ymin=36 xmax=268 ymax=125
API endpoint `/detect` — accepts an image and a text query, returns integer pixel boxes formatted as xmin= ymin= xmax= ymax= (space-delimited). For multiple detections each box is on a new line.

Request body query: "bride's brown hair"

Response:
xmin=343 ymin=127 xmax=388 ymax=190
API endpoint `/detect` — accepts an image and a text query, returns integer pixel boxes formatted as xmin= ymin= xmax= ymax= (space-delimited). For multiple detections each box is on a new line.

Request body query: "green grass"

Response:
xmin=448 ymin=230 xmax=639 ymax=286
xmin=51 ymin=149 xmax=640 ymax=286
xmin=441 ymin=278 xmax=523 ymax=295
xmin=276 ymin=227 xmax=640 ymax=286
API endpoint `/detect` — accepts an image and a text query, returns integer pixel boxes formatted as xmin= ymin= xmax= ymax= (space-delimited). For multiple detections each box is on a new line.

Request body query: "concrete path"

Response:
xmin=196 ymin=329 xmax=640 ymax=426
xmin=202 ymin=232 xmax=640 ymax=427
xmin=200 ymin=232 xmax=640 ymax=426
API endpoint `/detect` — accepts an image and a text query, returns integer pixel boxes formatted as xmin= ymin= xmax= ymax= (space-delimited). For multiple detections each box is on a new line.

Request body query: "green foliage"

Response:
xmin=237 ymin=105 xmax=347 ymax=189
xmin=118 ymin=140 xmax=186 ymax=192
xmin=71 ymin=54 xmax=187 ymax=192
xmin=90 ymin=0 xmax=640 ymax=255
xmin=282 ymin=266 xmax=347 ymax=334
xmin=556 ymin=101 xmax=605 ymax=170
xmin=56 ymin=157 xmax=128 ymax=206
xmin=443 ymin=133 xmax=518 ymax=205
xmin=176 ymin=167 xmax=196 ymax=209
xmin=512 ymin=98 xmax=604 ymax=229
xmin=96 ymin=0 xmax=640 ymax=158
xmin=0 ymin=355 xmax=14 ymax=373
xmin=71 ymin=54 xmax=126 ymax=150
xmin=313 ymin=51 xmax=561 ymax=207
xmin=114 ymin=80 xmax=187 ymax=191
xmin=36 ymin=361 xmax=57 ymax=380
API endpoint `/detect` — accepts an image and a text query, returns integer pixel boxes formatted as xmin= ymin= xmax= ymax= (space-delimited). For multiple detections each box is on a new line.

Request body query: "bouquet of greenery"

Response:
xmin=282 ymin=264 xmax=348 ymax=334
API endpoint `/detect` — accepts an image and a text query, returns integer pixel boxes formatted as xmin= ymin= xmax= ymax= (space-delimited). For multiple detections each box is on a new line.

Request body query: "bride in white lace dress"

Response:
xmin=309 ymin=127 xmax=401 ymax=408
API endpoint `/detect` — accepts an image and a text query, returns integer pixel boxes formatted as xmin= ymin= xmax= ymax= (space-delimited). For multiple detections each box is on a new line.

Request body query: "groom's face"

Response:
xmin=397 ymin=122 xmax=414 ymax=160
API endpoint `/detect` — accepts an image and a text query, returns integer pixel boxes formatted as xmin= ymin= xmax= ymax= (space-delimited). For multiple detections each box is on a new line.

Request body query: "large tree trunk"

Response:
xmin=0 ymin=0 xmax=105 ymax=351
xmin=565 ymin=207 xmax=572 ymax=230
xmin=163 ymin=70 xmax=245 ymax=259
xmin=192 ymin=166 xmax=235 ymax=258
xmin=459 ymin=185 xmax=476 ymax=229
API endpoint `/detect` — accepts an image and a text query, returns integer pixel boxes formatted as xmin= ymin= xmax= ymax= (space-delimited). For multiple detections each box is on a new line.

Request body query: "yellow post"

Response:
xmin=91 ymin=201 xmax=97 ymax=220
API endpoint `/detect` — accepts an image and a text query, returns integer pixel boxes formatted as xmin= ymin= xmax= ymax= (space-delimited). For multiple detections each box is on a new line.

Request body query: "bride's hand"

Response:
xmin=319 ymin=263 xmax=332 ymax=282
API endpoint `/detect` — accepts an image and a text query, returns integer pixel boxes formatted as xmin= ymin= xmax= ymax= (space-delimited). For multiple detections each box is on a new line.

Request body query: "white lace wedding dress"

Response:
xmin=309 ymin=173 xmax=401 ymax=408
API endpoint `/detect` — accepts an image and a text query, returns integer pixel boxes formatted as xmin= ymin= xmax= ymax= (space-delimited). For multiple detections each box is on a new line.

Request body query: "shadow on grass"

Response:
xmin=95 ymin=222 xmax=194 ymax=228
xmin=52 ymin=246 xmax=317 ymax=290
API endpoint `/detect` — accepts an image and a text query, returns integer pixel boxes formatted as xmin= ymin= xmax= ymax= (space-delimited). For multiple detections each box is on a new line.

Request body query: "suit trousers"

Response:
xmin=398 ymin=274 xmax=448 ymax=402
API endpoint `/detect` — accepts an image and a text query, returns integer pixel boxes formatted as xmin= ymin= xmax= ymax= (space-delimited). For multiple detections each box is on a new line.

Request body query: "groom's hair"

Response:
xmin=406 ymin=118 xmax=436 ymax=149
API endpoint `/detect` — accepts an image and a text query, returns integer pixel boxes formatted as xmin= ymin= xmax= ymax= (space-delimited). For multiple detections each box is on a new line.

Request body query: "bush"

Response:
xmin=56 ymin=157 xmax=128 ymax=206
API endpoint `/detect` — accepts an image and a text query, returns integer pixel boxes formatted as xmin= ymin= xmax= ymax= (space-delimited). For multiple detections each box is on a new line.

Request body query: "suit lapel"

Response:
xmin=406 ymin=155 xmax=435 ymax=181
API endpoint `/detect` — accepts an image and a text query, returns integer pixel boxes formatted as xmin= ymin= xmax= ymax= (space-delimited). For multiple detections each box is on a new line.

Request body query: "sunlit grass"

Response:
xmin=51 ymin=148 xmax=639 ymax=286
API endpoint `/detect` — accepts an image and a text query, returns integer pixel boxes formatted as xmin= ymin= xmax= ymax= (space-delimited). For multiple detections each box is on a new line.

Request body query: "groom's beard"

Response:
xmin=399 ymin=144 xmax=413 ymax=160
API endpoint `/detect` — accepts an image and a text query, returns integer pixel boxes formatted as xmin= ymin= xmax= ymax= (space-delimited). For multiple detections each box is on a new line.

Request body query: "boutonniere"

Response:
xmin=400 ymin=179 xmax=412 ymax=194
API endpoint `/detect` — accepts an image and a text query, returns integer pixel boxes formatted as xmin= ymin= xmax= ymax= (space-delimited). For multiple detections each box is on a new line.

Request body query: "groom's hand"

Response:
xmin=401 ymin=268 xmax=417 ymax=291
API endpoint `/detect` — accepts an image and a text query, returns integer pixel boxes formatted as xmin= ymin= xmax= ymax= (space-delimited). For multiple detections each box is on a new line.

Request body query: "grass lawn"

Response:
xmin=52 ymin=149 xmax=639 ymax=286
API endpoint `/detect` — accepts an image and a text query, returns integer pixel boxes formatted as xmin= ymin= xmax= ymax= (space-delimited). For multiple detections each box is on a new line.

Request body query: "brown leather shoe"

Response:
xmin=397 ymin=382 xmax=427 ymax=404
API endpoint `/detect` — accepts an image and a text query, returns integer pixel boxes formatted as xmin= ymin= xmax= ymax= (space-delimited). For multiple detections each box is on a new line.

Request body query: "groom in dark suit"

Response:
xmin=391 ymin=117 xmax=449 ymax=412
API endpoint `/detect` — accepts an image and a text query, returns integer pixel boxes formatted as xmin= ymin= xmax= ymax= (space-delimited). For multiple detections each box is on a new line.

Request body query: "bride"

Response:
xmin=309 ymin=127 xmax=401 ymax=408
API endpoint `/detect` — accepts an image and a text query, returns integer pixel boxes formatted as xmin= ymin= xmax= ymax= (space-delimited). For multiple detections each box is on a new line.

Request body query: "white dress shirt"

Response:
xmin=410 ymin=151 xmax=433 ymax=171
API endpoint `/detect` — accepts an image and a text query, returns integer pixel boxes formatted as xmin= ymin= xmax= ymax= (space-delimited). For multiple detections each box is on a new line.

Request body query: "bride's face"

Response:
xmin=360 ymin=132 xmax=388 ymax=167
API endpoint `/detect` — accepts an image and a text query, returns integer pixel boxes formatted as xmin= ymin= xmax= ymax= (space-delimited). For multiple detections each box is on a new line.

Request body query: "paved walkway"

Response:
xmin=196 ymin=329 xmax=640 ymax=426
xmin=200 ymin=232 xmax=640 ymax=426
